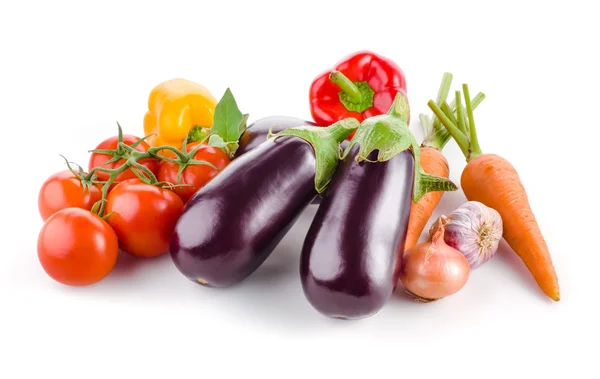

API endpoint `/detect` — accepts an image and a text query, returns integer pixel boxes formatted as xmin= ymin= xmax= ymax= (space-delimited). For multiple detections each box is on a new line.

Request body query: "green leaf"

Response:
xmin=210 ymin=88 xmax=247 ymax=156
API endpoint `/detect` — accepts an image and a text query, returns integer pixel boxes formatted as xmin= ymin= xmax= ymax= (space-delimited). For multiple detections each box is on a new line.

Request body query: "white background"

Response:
xmin=1 ymin=1 xmax=598 ymax=378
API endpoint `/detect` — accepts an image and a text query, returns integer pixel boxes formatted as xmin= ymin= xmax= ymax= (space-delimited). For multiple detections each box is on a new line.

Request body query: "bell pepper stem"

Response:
xmin=386 ymin=91 xmax=409 ymax=122
xmin=329 ymin=70 xmax=362 ymax=103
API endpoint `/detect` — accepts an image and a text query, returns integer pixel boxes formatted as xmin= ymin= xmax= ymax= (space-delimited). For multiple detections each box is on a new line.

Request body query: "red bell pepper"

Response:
xmin=309 ymin=51 xmax=407 ymax=126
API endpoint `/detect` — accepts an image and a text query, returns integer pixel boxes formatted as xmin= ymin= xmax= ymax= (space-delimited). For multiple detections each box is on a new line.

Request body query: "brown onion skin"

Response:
xmin=399 ymin=223 xmax=470 ymax=301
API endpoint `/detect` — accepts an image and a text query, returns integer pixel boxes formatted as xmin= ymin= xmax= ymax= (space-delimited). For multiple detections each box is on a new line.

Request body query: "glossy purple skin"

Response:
xmin=300 ymin=145 xmax=415 ymax=320
xmin=170 ymin=136 xmax=317 ymax=288
xmin=234 ymin=116 xmax=348 ymax=205
xmin=234 ymin=116 xmax=315 ymax=158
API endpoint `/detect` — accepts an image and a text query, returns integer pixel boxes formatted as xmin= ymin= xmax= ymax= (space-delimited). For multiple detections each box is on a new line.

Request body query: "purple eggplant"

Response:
xmin=300 ymin=93 xmax=457 ymax=319
xmin=235 ymin=116 xmax=350 ymax=158
xmin=170 ymin=119 xmax=359 ymax=288
xmin=301 ymin=146 xmax=414 ymax=319
xmin=234 ymin=116 xmax=316 ymax=158
xmin=234 ymin=117 xmax=349 ymax=206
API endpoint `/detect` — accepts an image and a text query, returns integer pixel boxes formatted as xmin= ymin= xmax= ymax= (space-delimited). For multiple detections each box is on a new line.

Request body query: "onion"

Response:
xmin=399 ymin=217 xmax=470 ymax=302
xmin=429 ymin=201 xmax=503 ymax=269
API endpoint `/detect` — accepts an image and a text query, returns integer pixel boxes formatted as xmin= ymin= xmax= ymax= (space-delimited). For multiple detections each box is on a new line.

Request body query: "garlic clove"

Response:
xmin=430 ymin=201 xmax=503 ymax=269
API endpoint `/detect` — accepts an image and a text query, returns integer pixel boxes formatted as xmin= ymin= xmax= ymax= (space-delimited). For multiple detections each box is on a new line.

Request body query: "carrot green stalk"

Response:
xmin=404 ymin=74 xmax=485 ymax=251
xmin=428 ymin=86 xmax=560 ymax=301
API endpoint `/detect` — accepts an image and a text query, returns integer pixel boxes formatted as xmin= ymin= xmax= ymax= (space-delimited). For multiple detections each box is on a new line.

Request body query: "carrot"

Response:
xmin=428 ymin=84 xmax=560 ymax=301
xmin=404 ymin=147 xmax=449 ymax=250
xmin=404 ymin=73 xmax=485 ymax=251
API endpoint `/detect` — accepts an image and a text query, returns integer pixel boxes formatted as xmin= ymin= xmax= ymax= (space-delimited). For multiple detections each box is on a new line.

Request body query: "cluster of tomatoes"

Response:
xmin=37 ymin=130 xmax=230 ymax=286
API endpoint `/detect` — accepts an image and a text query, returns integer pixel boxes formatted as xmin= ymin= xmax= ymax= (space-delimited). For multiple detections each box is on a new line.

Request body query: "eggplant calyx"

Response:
xmin=410 ymin=139 xmax=458 ymax=202
xmin=342 ymin=116 xmax=412 ymax=163
xmin=342 ymin=91 xmax=411 ymax=163
xmin=268 ymin=118 xmax=360 ymax=193
xmin=342 ymin=92 xmax=457 ymax=202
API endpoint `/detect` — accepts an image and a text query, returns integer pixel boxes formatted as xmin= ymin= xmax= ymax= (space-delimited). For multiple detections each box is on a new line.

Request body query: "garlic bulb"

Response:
xmin=429 ymin=201 xmax=503 ymax=269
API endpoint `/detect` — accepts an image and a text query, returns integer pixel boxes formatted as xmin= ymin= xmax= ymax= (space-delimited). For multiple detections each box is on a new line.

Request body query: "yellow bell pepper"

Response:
xmin=143 ymin=78 xmax=217 ymax=147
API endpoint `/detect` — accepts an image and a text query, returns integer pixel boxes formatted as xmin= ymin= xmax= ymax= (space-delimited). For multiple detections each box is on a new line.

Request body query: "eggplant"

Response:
xmin=234 ymin=116 xmax=316 ymax=158
xmin=300 ymin=146 xmax=414 ymax=319
xmin=300 ymin=93 xmax=457 ymax=319
xmin=234 ymin=116 xmax=350 ymax=205
xmin=170 ymin=119 xmax=359 ymax=288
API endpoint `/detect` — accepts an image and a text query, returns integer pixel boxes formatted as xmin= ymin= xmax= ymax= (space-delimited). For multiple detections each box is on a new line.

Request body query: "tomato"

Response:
xmin=105 ymin=179 xmax=184 ymax=258
xmin=38 ymin=170 xmax=103 ymax=221
xmin=88 ymin=134 xmax=159 ymax=184
xmin=37 ymin=208 xmax=119 ymax=286
xmin=158 ymin=142 xmax=230 ymax=203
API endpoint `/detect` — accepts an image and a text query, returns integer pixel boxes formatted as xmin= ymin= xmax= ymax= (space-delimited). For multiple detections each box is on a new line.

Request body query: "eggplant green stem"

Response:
xmin=343 ymin=92 xmax=458 ymax=202
xmin=268 ymin=117 xmax=360 ymax=193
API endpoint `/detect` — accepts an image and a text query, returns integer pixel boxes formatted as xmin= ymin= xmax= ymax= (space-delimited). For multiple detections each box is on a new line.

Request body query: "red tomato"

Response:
xmin=105 ymin=179 xmax=184 ymax=258
xmin=38 ymin=170 xmax=103 ymax=221
xmin=37 ymin=208 xmax=119 ymax=286
xmin=158 ymin=142 xmax=230 ymax=203
xmin=88 ymin=134 xmax=159 ymax=184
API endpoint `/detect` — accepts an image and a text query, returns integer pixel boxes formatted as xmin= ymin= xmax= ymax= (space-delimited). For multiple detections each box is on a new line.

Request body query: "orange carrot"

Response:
xmin=404 ymin=73 xmax=485 ymax=251
xmin=429 ymin=84 xmax=560 ymax=301
xmin=404 ymin=147 xmax=449 ymax=250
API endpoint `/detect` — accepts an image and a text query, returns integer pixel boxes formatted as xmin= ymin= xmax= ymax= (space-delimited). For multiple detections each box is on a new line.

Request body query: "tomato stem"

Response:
xmin=130 ymin=159 xmax=158 ymax=183
xmin=68 ymin=123 xmax=221 ymax=217
xmin=130 ymin=133 xmax=154 ymax=149
xmin=148 ymin=145 xmax=187 ymax=161
xmin=101 ymin=211 xmax=114 ymax=221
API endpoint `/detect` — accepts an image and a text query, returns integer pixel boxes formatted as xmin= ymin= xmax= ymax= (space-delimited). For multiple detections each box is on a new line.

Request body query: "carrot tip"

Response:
xmin=547 ymin=290 xmax=560 ymax=302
